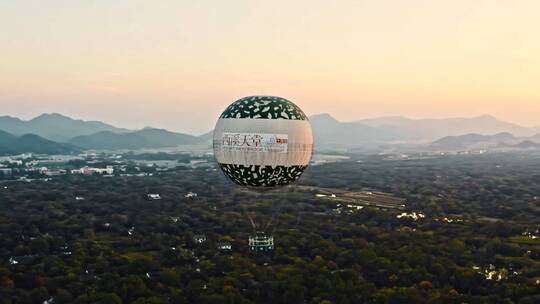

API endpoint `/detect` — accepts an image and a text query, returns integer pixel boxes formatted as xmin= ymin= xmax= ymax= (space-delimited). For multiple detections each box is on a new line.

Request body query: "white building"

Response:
xmin=147 ymin=194 xmax=161 ymax=200
xmin=397 ymin=212 xmax=426 ymax=221
xmin=185 ymin=192 xmax=198 ymax=198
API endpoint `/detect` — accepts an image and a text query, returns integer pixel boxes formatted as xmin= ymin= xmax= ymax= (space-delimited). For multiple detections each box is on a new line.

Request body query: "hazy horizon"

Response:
xmin=2 ymin=111 xmax=538 ymax=136
xmin=2 ymin=1 xmax=540 ymax=133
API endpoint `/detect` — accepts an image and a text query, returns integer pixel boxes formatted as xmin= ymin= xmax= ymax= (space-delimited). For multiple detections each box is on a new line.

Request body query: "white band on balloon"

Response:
xmin=213 ymin=118 xmax=313 ymax=167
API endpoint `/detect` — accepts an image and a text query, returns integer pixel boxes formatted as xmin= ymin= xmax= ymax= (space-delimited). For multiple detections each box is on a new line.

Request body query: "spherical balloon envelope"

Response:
xmin=213 ymin=96 xmax=313 ymax=187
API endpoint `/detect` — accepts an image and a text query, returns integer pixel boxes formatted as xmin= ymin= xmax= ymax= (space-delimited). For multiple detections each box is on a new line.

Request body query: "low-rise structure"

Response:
xmin=397 ymin=212 xmax=426 ymax=221
xmin=0 ymin=168 xmax=12 ymax=176
xmin=522 ymin=228 xmax=540 ymax=239
xmin=43 ymin=169 xmax=67 ymax=176
xmin=8 ymin=255 xmax=36 ymax=266
xmin=71 ymin=166 xmax=114 ymax=175
xmin=147 ymin=194 xmax=161 ymax=200
xmin=193 ymin=234 xmax=207 ymax=244
xmin=217 ymin=241 xmax=232 ymax=251
xmin=185 ymin=192 xmax=198 ymax=198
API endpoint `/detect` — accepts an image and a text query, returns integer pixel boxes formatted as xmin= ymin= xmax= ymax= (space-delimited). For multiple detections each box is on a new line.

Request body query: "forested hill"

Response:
xmin=0 ymin=130 xmax=79 ymax=155
xmin=68 ymin=128 xmax=204 ymax=150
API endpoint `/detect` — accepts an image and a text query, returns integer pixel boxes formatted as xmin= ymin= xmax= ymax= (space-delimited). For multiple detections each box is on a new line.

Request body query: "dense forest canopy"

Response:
xmin=1 ymin=152 xmax=540 ymax=303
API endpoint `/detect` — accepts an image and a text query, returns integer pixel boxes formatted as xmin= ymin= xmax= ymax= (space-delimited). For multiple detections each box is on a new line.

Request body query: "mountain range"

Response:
xmin=0 ymin=112 xmax=539 ymax=154
xmin=0 ymin=113 xmax=128 ymax=142
xmin=308 ymin=113 xmax=540 ymax=149
xmin=356 ymin=114 xmax=538 ymax=140
xmin=0 ymin=113 xmax=204 ymax=153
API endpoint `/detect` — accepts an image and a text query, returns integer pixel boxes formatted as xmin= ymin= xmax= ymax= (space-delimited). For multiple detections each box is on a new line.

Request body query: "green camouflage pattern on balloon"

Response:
xmin=218 ymin=164 xmax=308 ymax=187
xmin=219 ymin=96 xmax=308 ymax=120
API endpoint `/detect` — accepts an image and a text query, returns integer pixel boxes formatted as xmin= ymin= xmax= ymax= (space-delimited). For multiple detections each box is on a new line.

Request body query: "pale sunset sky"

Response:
xmin=1 ymin=0 xmax=539 ymax=134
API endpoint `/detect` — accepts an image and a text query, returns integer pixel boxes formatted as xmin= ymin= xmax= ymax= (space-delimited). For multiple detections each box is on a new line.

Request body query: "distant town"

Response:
xmin=0 ymin=151 xmax=214 ymax=181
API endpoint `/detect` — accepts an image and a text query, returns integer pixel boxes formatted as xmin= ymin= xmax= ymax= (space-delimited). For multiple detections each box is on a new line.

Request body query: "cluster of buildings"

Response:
xmin=70 ymin=166 xmax=114 ymax=175
xmin=40 ymin=168 xmax=67 ymax=176
xmin=333 ymin=203 xmax=364 ymax=215
xmin=522 ymin=228 xmax=540 ymax=239
xmin=1 ymin=154 xmax=118 ymax=179
xmin=1 ymin=152 xmax=215 ymax=181
xmin=35 ymin=166 xmax=114 ymax=177
xmin=396 ymin=212 xmax=426 ymax=221
xmin=0 ymin=158 xmax=19 ymax=176
xmin=472 ymin=264 xmax=516 ymax=282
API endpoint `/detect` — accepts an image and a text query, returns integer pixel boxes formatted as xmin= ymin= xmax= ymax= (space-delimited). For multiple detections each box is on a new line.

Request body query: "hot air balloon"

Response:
xmin=213 ymin=96 xmax=313 ymax=188
xmin=213 ymin=96 xmax=313 ymax=252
